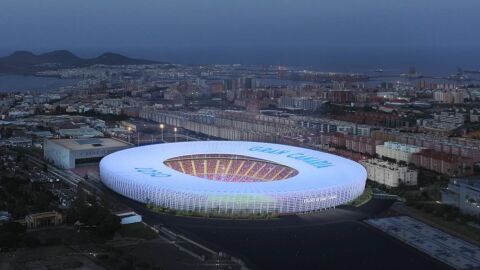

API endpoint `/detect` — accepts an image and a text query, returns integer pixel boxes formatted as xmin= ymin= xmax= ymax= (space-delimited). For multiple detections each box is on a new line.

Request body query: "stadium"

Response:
xmin=100 ymin=141 xmax=367 ymax=215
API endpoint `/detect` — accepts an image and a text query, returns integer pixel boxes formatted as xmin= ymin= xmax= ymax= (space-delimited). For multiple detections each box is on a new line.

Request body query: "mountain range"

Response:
xmin=0 ymin=50 xmax=163 ymax=74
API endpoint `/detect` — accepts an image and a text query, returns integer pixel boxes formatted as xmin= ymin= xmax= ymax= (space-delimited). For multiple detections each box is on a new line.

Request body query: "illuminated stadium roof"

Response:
xmin=100 ymin=141 xmax=367 ymax=215
xmin=163 ymin=154 xmax=299 ymax=182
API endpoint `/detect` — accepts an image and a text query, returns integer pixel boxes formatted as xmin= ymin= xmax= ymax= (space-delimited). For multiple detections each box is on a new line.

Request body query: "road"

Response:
xmin=26 ymin=154 xmax=108 ymax=196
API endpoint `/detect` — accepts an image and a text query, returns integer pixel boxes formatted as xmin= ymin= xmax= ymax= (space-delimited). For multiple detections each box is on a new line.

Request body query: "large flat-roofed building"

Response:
xmin=58 ymin=127 xmax=104 ymax=138
xmin=44 ymin=138 xmax=131 ymax=169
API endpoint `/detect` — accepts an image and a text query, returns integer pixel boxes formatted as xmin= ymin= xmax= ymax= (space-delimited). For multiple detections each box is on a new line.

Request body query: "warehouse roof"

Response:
xmin=48 ymin=138 xmax=130 ymax=151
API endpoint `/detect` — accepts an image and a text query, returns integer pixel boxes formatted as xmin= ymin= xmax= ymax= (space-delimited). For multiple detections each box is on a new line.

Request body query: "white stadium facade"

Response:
xmin=100 ymin=141 xmax=367 ymax=215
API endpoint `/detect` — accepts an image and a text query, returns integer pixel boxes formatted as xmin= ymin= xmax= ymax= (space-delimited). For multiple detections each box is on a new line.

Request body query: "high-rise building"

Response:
xmin=433 ymin=89 xmax=466 ymax=104
xmin=239 ymin=76 xmax=256 ymax=90
xmin=223 ymin=78 xmax=237 ymax=91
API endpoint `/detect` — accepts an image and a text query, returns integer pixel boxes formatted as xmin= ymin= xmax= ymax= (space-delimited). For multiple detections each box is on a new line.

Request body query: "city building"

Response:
xmin=328 ymin=90 xmax=354 ymax=104
xmin=239 ymin=76 xmax=257 ymax=90
xmin=58 ymin=127 xmax=104 ymax=138
xmin=377 ymin=91 xmax=399 ymax=99
xmin=44 ymin=138 xmax=131 ymax=169
xmin=361 ymin=158 xmax=418 ymax=187
xmin=140 ymin=108 xmax=302 ymax=142
xmin=2 ymin=136 xmax=33 ymax=147
xmin=412 ymin=149 xmax=474 ymax=176
xmin=376 ymin=141 xmax=424 ymax=163
xmin=103 ymin=98 xmax=124 ymax=107
xmin=417 ymin=111 xmax=465 ymax=133
xmin=470 ymin=109 xmax=480 ymax=122
xmin=356 ymin=125 xmax=376 ymax=137
xmin=25 ymin=211 xmax=63 ymax=229
xmin=442 ymin=177 xmax=480 ymax=216
xmin=278 ymin=96 xmax=325 ymax=111
xmin=433 ymin=89 xmax=465 ymax=104
xmin=345 ymin=135 xmax=383 ymax=156
xmin=333 ymin=111 xmax=410 ymax=128
xmin=295 ymin=117 xmax=357 ymax=134
xmin=373 ymin=131 xmax=480 ymax=163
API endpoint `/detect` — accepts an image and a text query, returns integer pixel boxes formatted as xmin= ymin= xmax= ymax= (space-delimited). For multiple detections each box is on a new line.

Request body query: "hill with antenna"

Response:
xmin=0 ymin=50 xmax=164 ymax=74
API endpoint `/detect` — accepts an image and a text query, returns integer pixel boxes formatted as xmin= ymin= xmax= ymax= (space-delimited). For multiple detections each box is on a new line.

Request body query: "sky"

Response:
xmin=0 ymin=0 xmax=479 ymax=71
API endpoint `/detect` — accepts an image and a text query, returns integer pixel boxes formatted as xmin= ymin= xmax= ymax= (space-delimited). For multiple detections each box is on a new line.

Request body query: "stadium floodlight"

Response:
xmin=159 ymin=124 xmax=165 ymax=142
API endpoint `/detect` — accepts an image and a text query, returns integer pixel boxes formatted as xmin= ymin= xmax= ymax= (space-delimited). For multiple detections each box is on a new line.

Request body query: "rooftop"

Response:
xmin=58 ymin=127 xmax=104 ymax=138
xmin=48 ymin=138 xmax=130 ymax=151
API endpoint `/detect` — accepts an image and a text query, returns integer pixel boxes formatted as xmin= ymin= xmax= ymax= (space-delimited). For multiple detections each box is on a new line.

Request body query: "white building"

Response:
xmin=44 ymin=138 xmax=130 ymax=169
xmin=433 ymin=111 xmax=465 ymax=126
xmin=278 ymin=96 xmax=324 ymax=111
xmin=433 ymin=89 xmax=465 ymax=104
xmin=356 ymin=125 xmax=375 ymax=137
xmin=470 ymin=109 xmax=480 ymax=123
xmin=115 ymin=210 xmax=142 ymax=225
xmin=376 ymin=141 xmax=424 ymax=163
xmin=377 ymin=91 xmax=399 ymax=99
xmin=361 ymin=158 xmax=418 ymax=187
xmin=416 ymin=111 xmax=465 ymax=132
xmin=103 ymin=98 xmax=124 ymax=107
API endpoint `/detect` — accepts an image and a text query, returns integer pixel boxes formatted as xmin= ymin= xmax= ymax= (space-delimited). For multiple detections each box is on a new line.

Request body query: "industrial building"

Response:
xmin=44 ymin=138 xmax=130 ymax=169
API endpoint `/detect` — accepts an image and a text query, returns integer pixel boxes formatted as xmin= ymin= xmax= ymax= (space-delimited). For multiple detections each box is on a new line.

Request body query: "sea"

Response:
xmin=135 ymin=46 xmax=480 ymax=76
xmin=0 ymin=73 xmax=79 ymax=92
xmin=1 ymin=46 xmax=480 ymax=93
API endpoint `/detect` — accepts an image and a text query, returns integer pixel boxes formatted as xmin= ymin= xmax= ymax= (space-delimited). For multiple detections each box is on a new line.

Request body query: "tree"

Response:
xmin=0 ymin=222 xmax=26 ymax=249
xmin=69 ymin=194 xmax=121 ymax=239
xmin=97 ymin=214 xmax=121 ymax=239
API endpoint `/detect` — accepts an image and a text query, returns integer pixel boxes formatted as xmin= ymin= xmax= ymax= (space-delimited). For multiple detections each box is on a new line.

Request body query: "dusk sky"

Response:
xmin=1 ymin=0 xmax=479 ymax=70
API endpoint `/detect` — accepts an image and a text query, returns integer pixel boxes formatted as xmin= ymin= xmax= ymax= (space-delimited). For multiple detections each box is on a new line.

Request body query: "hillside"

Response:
xmin=0 ymin=50 xmax=163 ymax=74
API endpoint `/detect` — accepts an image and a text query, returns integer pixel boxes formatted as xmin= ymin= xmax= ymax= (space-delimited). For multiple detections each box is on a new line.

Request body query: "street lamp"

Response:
xmin=160 ymin=124 xmax=164 ymax=142
xmin=174 ymin=127 xmax=178 ymax=142
xmin=127 ymin=127 xmax=132 ymax=144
